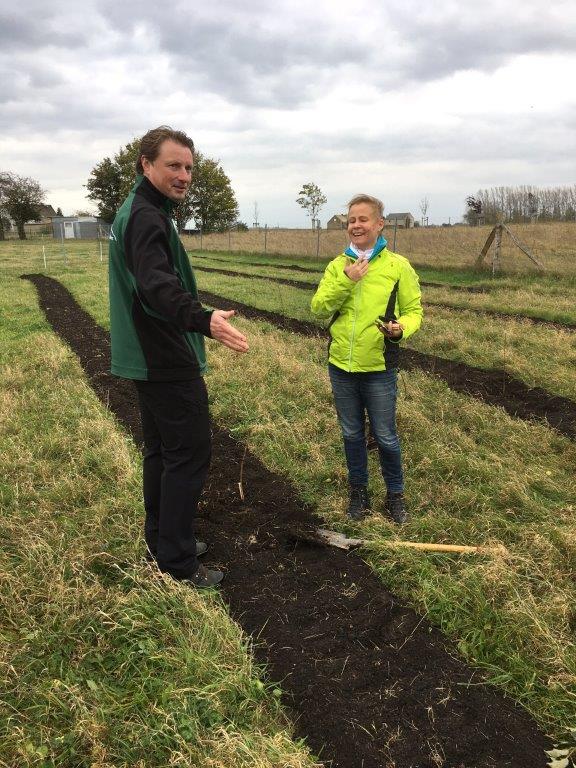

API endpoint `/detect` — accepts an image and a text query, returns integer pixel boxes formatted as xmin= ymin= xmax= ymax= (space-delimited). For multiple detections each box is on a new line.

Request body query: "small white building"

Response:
xmin=52 ymin=216 xmax=110 ymax=240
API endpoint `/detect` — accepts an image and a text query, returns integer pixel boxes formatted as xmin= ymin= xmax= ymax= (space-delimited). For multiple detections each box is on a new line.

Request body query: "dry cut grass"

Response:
xmin=182 ymin=221 xmax=576 ymax=275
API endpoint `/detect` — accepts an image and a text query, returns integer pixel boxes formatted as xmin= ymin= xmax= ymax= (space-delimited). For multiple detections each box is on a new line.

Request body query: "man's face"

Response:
xmin=141 ymin=139 xmax=193 ymax=202
xmin=347 ymin=203 xmax=384 ymax=251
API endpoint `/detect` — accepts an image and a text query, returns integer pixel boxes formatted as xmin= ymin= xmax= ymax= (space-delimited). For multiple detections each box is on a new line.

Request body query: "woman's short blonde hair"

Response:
xmin=347 ymin=194 xmax=384 ymax=219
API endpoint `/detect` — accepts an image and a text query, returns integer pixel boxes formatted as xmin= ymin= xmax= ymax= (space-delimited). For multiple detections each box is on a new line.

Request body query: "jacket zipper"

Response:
xmin=348 ymin=281 xmax=360 ymax=371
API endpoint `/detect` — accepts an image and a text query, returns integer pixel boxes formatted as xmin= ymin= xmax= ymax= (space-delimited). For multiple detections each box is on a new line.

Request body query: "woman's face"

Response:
xmin=347 ymin=203 xmax=384 ymax=251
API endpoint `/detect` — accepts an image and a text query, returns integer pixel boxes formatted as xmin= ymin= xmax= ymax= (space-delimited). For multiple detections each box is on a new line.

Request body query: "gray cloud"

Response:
xmin=370 ymin=1 xmax=576 ymax=84
xmin=1 ymin=0 xmax=575 ymax=224
xmin=95 ymin=0 xmax=368 ymax=108
xmin=0 ymin=6 xmax=92 ymax=51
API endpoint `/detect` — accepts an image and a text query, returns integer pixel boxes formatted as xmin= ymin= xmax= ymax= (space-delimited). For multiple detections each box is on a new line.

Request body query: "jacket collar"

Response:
xmin=133 ymin=175 xmax=176 ymax=214
xmin=344 ymin=234 xmax=388 ymax=262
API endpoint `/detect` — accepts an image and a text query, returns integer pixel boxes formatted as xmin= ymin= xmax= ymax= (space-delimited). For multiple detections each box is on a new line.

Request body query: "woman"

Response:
xmin=311 ymin=194 xmax=423 ymax=523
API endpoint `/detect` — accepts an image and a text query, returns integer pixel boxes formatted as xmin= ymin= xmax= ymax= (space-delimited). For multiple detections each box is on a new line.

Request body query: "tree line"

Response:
xmin=86 ymin=138 xmax=241 ymax=233
xmin=465 ymin=185 xmax=576 ymax=225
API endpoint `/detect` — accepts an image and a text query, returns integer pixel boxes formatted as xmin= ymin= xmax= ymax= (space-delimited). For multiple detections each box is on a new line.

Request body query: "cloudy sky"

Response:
xmin=1 ymin=0 xmax=575 ymax=226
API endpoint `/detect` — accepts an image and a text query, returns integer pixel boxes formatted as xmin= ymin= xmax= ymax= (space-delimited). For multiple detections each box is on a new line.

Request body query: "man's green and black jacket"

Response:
xmin=311 ymin=238 xmax=423 ymax=372
xmin=109 ymin=176 xmax=212 ymax=381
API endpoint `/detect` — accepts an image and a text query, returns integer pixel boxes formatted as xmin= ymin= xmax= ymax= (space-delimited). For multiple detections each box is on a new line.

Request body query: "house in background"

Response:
xmin=385 ymin=212 xmax=415 ymax=229
xmin=4 ymin=204 xmax=58 ymax=237
xmin=326 ymin=214 xmax=348 ymax=230
xmin=52 ymin=215 xmax=111 ymax=240
xmin=329 ymin=211 xmax=416 ymax=230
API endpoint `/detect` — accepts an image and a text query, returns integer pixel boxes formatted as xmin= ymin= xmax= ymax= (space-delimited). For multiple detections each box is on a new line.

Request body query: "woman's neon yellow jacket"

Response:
xmin=311 ymin=241 xmax=423 ymax=372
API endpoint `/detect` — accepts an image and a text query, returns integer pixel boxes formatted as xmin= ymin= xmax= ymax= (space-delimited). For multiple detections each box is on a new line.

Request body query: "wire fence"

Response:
xmin=2 ymin=221 xmax=575 ymax=275
xmin=181 ymin=222 xmax=576 ymax=274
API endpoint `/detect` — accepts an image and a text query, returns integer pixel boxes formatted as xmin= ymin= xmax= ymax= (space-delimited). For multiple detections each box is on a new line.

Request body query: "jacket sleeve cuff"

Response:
xmin=199 ymin=309 xmax=214 ymax=338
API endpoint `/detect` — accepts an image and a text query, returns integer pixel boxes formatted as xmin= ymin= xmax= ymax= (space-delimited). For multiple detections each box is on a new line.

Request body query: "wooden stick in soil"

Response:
xmin=238 ymin=444 xmax=247 ymax=501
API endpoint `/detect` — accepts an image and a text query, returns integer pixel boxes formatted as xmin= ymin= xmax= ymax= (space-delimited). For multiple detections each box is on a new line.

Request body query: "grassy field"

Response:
xmin=1 ymin=238 xmax=575 ymax=763
xmin=0 ymin=247 xmax=317 ymax=766
xmin=180 ymin=221 xmax=576 ymax=275
xmin=190 ymin=261 xmax=576 ymax=402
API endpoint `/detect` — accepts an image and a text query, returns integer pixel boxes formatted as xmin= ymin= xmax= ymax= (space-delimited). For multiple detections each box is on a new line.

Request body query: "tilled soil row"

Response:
xmin=194 ymin=255 xmax=490 ymax=293
xmin=194 ymin=264 xmax=576 ymax=331
xmin=23 ymin=274 xmax=551 ymax=768
xmin=198 ymin=290 xmax=576 ymax=441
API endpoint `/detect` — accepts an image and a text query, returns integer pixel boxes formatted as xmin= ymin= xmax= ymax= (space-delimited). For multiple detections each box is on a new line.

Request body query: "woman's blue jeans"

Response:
xmin=328 ymin=363 xmax=404 ymax=493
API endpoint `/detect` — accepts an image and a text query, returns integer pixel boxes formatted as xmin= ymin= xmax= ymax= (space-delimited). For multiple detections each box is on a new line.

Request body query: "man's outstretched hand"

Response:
xmin=210 ymin=310 xmax=249 ymax=352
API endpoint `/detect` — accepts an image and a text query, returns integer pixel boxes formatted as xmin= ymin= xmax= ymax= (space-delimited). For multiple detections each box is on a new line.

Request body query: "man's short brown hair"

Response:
xmin=136 ymin=126 xmax=195 ymax=174
xmin=347 ymin=194 xmax=384 ymax=219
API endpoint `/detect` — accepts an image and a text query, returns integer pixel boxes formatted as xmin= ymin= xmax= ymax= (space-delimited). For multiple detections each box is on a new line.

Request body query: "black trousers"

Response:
xmin=134 ymin=378 xmax=211 ymax=579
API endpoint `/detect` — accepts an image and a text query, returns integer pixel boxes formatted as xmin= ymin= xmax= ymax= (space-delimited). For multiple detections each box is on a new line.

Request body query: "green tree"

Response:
xmin=0 ymin=171 xmax=12 ymax=241
xmin=86 ymin=138 xmax=140 ymax=223
xmin=55 ymin=206 xmax=63 ymax=217
xmin=184 ymin=152 xmax=239 ymax=233
xmin=1 ymin=173 xmax=45 ymax=240
xmin=86 ymin=157 xmax=123 ymax=223
xmin=296 ymin=182 xmax=327 ymax=228
xmin=464 ymin=195 xmax=483 ymax=226
xmin=87 ymin=140 xmax=238 ymax=233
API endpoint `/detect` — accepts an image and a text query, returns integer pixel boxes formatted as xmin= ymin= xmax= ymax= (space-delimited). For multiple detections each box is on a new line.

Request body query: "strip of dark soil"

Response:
xmin=195 ymin=264 xmax=575 ymax=330
xmin=194 ymin=263 xmax=318 ymax=290
xmin=23 ymin=273 xmax=551 ymax=768
xmin=199 ymin=290 xmax=576 ymax=441
xmin=195 ymin=253 xmax=324 ymax=275
xmin=194 ymin=256 xmax=490 ymax=293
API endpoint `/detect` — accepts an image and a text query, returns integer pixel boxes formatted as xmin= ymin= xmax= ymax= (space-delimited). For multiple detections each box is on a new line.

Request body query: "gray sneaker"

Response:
xmin=183 ymin=564 xmax=224 ymax=589
xmin=385 ymin=492 xmax=408 ymax=524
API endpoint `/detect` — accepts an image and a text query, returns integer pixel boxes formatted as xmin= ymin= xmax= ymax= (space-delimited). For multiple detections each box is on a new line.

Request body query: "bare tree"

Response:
xmin=296 ymin=182 xmax=327 ymax=229
xmin=419 ymin=196 xmax=429 ymax=226
xmin=468 ymin=184 xmax=576 ymax=224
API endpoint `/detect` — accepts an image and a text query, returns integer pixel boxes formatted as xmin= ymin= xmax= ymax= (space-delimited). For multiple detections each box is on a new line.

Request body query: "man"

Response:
xmin=108 ymin=126 xmax=248 ymax=587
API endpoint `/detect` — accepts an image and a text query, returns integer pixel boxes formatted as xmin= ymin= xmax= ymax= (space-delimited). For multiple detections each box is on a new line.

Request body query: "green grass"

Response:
xmin=183 ymin=266 xmax=576 ymax=402
xmin=0 ymin=271 xmax=317 ymax=768
xmin=2 ymin=239 xmax=576 ymax=750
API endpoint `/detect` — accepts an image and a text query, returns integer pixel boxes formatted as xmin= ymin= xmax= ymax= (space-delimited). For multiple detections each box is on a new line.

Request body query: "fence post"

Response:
xmin=228 ymin=228 xmax=231 ymax=251
xmin=393 ymin=220 xmax=398 ymax=252
xmin=200 ymin=229 xmax=203 ymax=251
xmin=492 ymin=224 xmax=502 ymax=276
xmin=264 ymin=224 xmax=268 ymax=255
xmin=61 ymin=226 xmax=67 ymax=267
xmin=316 ymin=225 xmax=321 ymax=259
